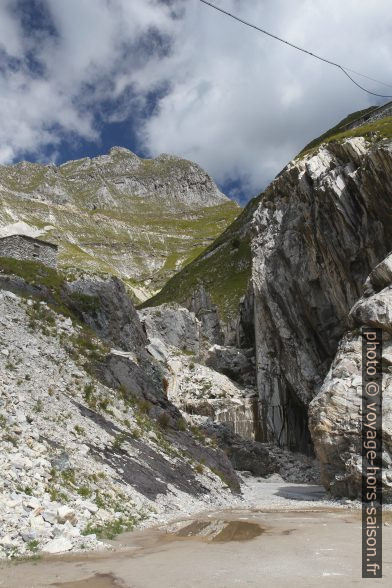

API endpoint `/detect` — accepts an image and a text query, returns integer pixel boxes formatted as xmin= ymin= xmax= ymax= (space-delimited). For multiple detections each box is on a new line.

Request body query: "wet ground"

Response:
xmin=1 ymin=483 xmax=391 ymax=587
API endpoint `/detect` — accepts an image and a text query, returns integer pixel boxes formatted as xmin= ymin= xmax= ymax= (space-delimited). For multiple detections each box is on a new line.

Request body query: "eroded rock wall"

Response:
xmin=252 ymin=137 xmax=392 ymax=452
xmin=309 ymin=253 xmax=392 ymax=499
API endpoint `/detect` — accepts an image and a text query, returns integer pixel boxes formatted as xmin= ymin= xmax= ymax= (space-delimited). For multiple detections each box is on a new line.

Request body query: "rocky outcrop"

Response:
xmin=138 ymin=304 xmax=202 ymax=352
xmin=138 ymin=302 xmax=259 ymax=440
xmin=204 ymin=345 xmax=256 ymax=386
xmin=309 ymin=253 xmax=392 ymax=499
xmin=252 ymin=137 xmax=392 ymax=453
xmin=187 ymin=285 xmax=224 ymax=344
xmin=138 ymin=300 xmax=319 ymax=480
xmin=167 ymin=354 xmax=258 ymax=441
xmin=65 ymin=275 xmax=147 ymax=353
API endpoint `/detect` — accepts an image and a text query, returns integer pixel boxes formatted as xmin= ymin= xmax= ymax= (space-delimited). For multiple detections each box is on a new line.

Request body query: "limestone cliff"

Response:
xmin=309 ymin=253 xmax=392 ymax=499
xmin=252 ymin=135 xmax=392 ymax=453
xmin=144 ymin=109 xmax=392 ymax=471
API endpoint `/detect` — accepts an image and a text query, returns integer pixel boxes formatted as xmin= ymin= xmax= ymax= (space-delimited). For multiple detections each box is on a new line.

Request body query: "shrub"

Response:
xmin=177 ymin=418 xmax=187 ymax=432
xmin=138 ymin=399 xmax=151 ymax=414
xmin=33 ymin=399 xmax=43 ymax=413
xmin=61 ymin=468 xmax=76 ymax=486
xmin=83 ymin=382 xmax=96 ymax=407
xmin=77 ymin=485 xmax=92 ymax=498
xmin=112 ymin=432 xmax=128 ymax=450
xmin=157 ymin=413 xmax=170 ymax=429
xmin=98 ymin=397 xmax=110 ymax=411
xmin=81 ymin=516 xmax=137 ymax=540
xmin=27 ymin=540 xmax=39 ymax=552
xmin=69 ymin=292 xmax=100 ymax=314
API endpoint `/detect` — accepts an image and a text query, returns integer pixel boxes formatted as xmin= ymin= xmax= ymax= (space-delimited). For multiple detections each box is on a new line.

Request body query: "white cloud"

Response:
xmin=0 ymin=0 xmax=175 ymax=163
xmin=0 ymin=0 xmax=24 ymax=57
xmin=139 ymin=0 xmax=392 ymax=196
xmin=1 ymin=0 xmax=392 ymax=200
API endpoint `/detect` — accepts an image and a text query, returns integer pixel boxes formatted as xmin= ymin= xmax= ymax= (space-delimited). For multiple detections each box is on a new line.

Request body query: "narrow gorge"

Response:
xmin=1 ymin=104 xmax=392 ymax=566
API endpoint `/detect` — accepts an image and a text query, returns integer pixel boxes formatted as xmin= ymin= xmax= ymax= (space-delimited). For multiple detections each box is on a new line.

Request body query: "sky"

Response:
xmin=1 ymin=0 xmax=392 ymax=203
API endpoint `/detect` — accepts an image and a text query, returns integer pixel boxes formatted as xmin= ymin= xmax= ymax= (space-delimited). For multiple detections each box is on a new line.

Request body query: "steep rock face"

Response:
xmin=64 ymin=275 xmax=147 ymax=353
xmin=187 ymin=285 xmax=224 ymax=344
xmin=252 ymin=137 xmax=392 ymax=453
xmin=138 ymin=304 xmax=202 ymax=352
xmin=309 ymin=253 xmax=392 ymax=499
xmin=0 ymin=148 xmax=239 ymax=297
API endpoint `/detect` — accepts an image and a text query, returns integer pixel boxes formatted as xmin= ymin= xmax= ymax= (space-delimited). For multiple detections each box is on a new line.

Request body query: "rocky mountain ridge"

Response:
xmin=3 ymin=147 xmax=228 ymax=208
xmin=0 ymin=147 xmax=239 ymax=300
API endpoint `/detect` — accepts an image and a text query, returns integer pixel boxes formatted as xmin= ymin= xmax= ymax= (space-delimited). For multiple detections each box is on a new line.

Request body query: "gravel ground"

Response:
xmin=2 ymin=479 xmax=391 ymax=588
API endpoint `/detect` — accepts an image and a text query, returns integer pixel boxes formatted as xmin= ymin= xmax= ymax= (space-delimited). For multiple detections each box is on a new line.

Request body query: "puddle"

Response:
xmin=167 ymin=519 xmax=265 ymax=543
xmin=210 ymin=521 xmax=265 ymax=543
xmin=53 ymin=573 xmax=123 ymax=588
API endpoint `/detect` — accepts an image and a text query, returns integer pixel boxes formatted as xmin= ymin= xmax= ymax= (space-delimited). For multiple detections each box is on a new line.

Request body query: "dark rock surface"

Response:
xmin=252 ymin=138 xmax=392 ymax=453
xmin=64 ymin=275 xmax=147 ymax=353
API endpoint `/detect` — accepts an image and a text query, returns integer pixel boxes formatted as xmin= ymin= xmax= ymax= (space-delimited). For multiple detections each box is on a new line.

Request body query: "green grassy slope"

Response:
xmin=299 ymin=106 xmax=377 ymax=155
xmin=142 ymin=195 xmax=261 ymax=321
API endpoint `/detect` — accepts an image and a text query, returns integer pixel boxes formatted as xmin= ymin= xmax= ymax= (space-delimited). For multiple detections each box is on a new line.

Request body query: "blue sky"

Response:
xmin=1 ymin=0 xmax=391 ymax=204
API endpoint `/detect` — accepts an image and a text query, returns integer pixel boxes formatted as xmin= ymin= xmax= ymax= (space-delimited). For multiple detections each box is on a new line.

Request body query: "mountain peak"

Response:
xmin=108 ymin=146 xmax=138 ymax=158
xmin=0 ymin=148 xmax=239 ymax=297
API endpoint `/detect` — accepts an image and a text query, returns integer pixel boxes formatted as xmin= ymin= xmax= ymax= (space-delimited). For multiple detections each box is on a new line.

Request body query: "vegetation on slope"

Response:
xmin=299 ymin=105 xmax=377 ymax=155
xmin=142 ymin=196 xmax=261 ymax=321
xmin=299 ymin=115 xmax=392 ymax=157
xmin=0 ymin=198 xmax=239 ymax=302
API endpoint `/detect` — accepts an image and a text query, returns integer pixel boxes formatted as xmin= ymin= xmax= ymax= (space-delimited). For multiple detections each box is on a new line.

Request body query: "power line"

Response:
xmin=199 ymin=0 xmax=392 ymax=99
xmin=342 ymin=68 xmax=392 ymax=91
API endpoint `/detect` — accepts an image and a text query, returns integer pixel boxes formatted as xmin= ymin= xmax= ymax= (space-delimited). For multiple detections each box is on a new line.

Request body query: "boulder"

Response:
xmin=204 ymin=345 xmax=255 ymax=385
xmin=57 ymin=506 xmax=77 ymax=525
xmin=309 ymin=255 xmax=392 ymax=500
xmin=42 ymin=537 xmax=73 ymax=554
xmin=350 ymin=286 xmax=392 ymax=333
xmin=138 ymin=303 xmax=201 ymax=352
